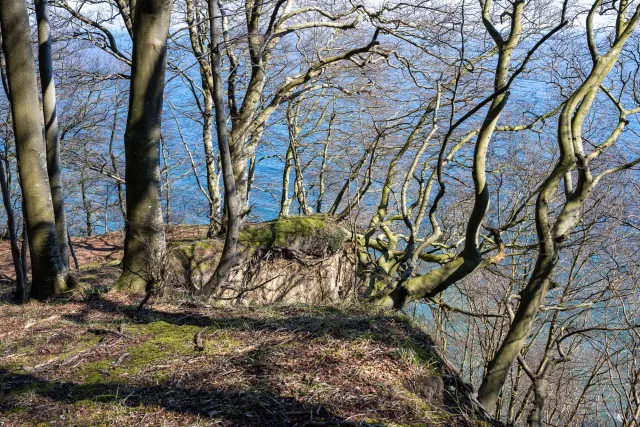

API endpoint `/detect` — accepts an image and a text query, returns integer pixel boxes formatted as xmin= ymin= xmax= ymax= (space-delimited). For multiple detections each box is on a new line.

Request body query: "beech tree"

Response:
xmin=478 ymin=0 xmax=640 ymax=412
xmin=0 ymin=0 xmax=74 ymax=299
xmin=35 ymin=0 xmax=70 ymax=268
xmin=114 ymin=0 xmax=173 ymax=293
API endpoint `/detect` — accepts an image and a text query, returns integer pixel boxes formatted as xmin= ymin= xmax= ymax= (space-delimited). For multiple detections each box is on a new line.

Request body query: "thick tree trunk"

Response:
xmin=477 ymin=254 xmax=556 ymax=411
xmin=199 ymin=0 xmax=239 ymax=298
xmin=231 ymin=147 xmax=250 ymax=220
xmin=114 ymin=0 xmax=172 ymax=294
xmin=35 ymin=0 xmax=69 ymax=268
xmin=0 ymin=0 xmax=71 ymax=299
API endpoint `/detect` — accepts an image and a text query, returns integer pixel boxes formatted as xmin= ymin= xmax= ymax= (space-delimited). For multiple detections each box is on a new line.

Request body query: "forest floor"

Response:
xmin=0 ymin=230 xmax=486 ymax=427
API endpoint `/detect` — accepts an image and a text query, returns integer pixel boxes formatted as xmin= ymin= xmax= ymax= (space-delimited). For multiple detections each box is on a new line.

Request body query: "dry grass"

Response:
xmin=0 ymin=286 xmax=487 ymax=426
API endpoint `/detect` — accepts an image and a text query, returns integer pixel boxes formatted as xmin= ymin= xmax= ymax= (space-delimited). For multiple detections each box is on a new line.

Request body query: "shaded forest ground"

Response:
xmin=0 ymin=230 xmax=488 ymax=426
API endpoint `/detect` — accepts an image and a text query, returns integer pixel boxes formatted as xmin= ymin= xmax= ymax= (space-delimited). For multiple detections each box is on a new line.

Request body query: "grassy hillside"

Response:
xmin=0 ymin=287 xmax=493 ymax=426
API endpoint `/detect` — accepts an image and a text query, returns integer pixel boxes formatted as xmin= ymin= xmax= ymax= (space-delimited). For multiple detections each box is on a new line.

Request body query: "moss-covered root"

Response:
xmin=50 ymin=270 xmax=86 ymax=297
xmin=111 ymin=270 xmax=148 ymax=295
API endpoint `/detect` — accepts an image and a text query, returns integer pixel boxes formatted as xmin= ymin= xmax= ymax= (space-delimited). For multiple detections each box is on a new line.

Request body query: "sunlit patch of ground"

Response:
xmin=0 ymin=288 xmax=482 ymax=426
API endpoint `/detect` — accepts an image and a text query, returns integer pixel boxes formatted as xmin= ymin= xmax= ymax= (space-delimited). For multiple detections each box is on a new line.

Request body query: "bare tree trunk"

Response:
xmin=477 ymin=2 xmax=640 ymax=411
xmin=114 ymin=0 xmax=171 ymax=293
xmin=203 ymin=98 xmax=221 ymax=237
xmin=35 ymin=0 xmax=69 ymax=268
xmin=67 ymin=228 xmax=79 ymax=269
xmin=0 ymin=29 xmax=25 ymax=301
xmin=184 ymin=0 xmax=221 ymax=237
xmin=80 ymin=166 xmax=92 ymax=236
xmin=199 ymin=0 xmax=238 ymax=298
xmin=108 ymin=89 xmax=126 ymax=223
xmin=0 ymin=158 xmax=25 ymax=301
xmin=0 ymin=0 xmax=72 ymax=299
xmin=279 ymin=144 xmax=294 ymax=217
xmin=316 ymin=112 xmax=334 ymax=213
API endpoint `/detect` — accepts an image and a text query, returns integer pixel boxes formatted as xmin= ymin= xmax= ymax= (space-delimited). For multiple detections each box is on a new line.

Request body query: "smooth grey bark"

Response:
xmin=0 ymin=30 xmax=25 ymax=300
xmin=199 ymin=0 xmax=239 ymax=298
xmin=185 ymin=0 xmax=221 ymax=237
xmin=477 ymin=1 xmax=640 ymax=411
xmin=35 ymin=0 xmax=69 ymax=268
xmin=202 ymin=96 xmax=222 ymax=236
xmin=114 ymin=0 xmax=171 ymax=293
xmin=0 ymin=0 xmax=71 ymax=299
xmin=279 ymin=143 xmax=294 ymax=217
xmin=374 ymin=1 xmax=525 ymax=309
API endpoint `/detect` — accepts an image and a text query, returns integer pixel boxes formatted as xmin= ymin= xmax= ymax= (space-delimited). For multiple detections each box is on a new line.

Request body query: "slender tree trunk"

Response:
xmin=0 ymin=0 xmax=72 ymax=299
xmin=528 ymin=377 xmax=549 ymax=427
xmin=114 ymin=0 xmax=172 ymax=294
xmin=291 ymin=142 xmax=308 ymax=214
xmin=108 ymin=90 xmax=126 ymax=223
xmin=478 ymin=255 xmax=556 ymax=412
xmin=184 ymin=0 xmax=220 ymax=237
xmin=199 ymin=0 xmax=238 ymax=298
xmin=35 ymin=0 xmax=69 ymax=268
xmin=203 ymin=97 xmax=221 ymax=237
xmin=67 ymin=228 xmax=79 ymax=269
xmin=0 ymin=158 xmax=25 ymax=301
xmin=0 ymin=29 xmax=24 ymax=300
xmin=316 ymin=114 xmax=333 ymax=213
xmin=279 ymin=144 xmax=293 ymax=217
xmin=80 ymin=166 xmax=93 ymax=236
xmin=477 ymin=4 xmax=640 ymax=409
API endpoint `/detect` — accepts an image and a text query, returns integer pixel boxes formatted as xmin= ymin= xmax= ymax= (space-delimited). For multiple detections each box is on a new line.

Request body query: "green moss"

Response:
xmin=81 ymin=360 xmax=112 ymax=384
xmin=123 ymin=322 xmax=200 ymax=371
xmin=79 ymin=321 xmax=202 ymax=383
xmin=239 ymin=214 xmax=347 ymax=256
xmin=240 ymin=215 xmax=327 ymax=249
xmin=394 ymin=341 xmax=439 ymax=375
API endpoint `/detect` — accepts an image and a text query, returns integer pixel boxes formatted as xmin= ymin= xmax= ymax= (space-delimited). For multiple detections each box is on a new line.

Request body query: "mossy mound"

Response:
xmin=239 ymin=214 xmax=348 ymax=257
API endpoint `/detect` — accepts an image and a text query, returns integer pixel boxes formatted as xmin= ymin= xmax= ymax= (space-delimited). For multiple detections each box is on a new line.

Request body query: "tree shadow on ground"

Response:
xmin=0 ymin=368 xmax=368 ymax=426
xmin=65 ymin=293 xmax=437 ymax=352
xmin=58 ymin=294 xmax=481 ymax=416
